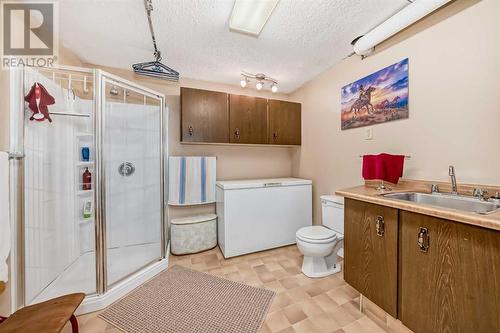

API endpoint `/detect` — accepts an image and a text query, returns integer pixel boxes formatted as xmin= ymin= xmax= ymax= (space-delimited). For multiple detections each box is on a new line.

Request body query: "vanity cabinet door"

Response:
xmin=344 ymin=199 xmax=398 ymax=317
xmin=268 ymin=99 xmax=301 ymax=145
xmin=399 ymin=211 xmax=500 ymax=333
xmin=181 ymin=87 xmax=229 ymax=143
xmin=229 ymin=94 xmax=268 ymax=144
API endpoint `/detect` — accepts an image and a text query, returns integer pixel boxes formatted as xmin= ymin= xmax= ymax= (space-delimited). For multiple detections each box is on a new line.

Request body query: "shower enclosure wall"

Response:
xmin=11 ymin=65 xmax=167 ymax=313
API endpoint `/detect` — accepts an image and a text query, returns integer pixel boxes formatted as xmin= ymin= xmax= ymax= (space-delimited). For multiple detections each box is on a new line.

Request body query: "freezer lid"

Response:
xmin=216 ymin=178 xmax=312 ymax=190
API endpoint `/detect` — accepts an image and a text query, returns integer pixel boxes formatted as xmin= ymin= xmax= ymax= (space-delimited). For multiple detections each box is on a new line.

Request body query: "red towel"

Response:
xmin=24 ymin=82 xmax=55 ymax=123
xmin=362 ymin=153 xmax=405 ymax=184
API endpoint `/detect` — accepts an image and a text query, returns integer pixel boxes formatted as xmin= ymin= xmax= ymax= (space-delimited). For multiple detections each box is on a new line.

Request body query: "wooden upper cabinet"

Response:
xmin=229 ymin=94 xmax=268 ymax=144
xmin=268 ymin=99 xmax=301 ymax=145
xmin=180 ymin=87 xmax=301 ymax=145
xmin=344 ymin=198 xmax=399 ymax=317
xmin=399 ymin=211 xmax=500 ymax=333
xmin=181 ymin=87 xmax=229 ymax=143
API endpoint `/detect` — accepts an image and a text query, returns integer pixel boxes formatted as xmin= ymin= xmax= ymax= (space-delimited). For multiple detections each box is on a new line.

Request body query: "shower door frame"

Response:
xmin=11 ymin=65 xmax=168 ymax=312
xmin=95 ymin=70 xmax=168 ymax=294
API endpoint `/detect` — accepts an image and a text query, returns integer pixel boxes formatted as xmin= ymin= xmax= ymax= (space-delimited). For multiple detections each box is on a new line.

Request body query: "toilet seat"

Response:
xmin=296 ymin=226 xmax=337 ymax=244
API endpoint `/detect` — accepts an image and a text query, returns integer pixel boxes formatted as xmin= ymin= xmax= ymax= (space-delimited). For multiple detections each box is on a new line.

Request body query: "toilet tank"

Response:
xmin=321 ymin=195 xmax=344 ymax=234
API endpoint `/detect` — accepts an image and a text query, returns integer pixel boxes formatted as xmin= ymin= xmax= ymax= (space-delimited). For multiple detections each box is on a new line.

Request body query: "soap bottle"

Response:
xmin=83 ymin=200 xmax=92 ymax=219
xmin=81 ymin=147 xmax=90 ymax=162
xmin=82 ymin=167 xmax=92 ymax=190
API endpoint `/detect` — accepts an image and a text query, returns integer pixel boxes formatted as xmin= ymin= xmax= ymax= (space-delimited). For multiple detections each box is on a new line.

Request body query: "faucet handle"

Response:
xmin=448 ymin=165 xmax=455 ymax=176
xmin=430 ymin=184 xmax=440 ymax=193
xmin=472 ymin=188 xmax=487 ymax=200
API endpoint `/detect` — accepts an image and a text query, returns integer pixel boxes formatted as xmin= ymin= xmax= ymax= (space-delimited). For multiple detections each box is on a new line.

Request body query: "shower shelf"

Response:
xmin=77 ymin=161 xmax=94 ymax=167
xmin=77 ymin=190 xmax=93 ymax=196
xmin=79 ymin=218 xmax=93 ymax=225
xmin=76 ymin=132 xmax=94 ymax=137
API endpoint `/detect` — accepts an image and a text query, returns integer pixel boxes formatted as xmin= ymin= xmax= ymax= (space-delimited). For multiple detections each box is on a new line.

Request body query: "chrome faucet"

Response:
xmin=449 ymin=165 xmax=458 ymax=195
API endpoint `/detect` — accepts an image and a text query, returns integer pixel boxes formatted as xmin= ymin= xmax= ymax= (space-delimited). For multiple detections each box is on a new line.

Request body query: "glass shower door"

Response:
xmin=102 ymin=78 xmax=164 ymax=287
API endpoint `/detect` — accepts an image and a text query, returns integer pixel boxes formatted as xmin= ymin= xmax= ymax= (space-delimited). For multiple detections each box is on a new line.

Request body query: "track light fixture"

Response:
xmin=240 ymin=71 xmax=278 ymax=93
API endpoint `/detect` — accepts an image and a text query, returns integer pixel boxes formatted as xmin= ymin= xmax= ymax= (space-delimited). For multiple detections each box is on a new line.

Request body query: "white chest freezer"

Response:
xmin=216 ymin=178 xmax=312 ymax=258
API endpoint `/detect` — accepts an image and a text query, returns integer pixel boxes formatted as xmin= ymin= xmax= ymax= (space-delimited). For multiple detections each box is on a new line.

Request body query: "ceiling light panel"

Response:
xmin=229 ymin=0 xmax=280 ymax=37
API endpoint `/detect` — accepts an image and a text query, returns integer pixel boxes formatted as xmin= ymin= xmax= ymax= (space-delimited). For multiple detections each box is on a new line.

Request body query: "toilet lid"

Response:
xmin=296 ymin=226 xmax=337 ymax=240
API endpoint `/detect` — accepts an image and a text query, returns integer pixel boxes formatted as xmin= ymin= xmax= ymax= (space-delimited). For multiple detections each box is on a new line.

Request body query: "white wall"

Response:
xmin=291 ymin=0 xmax=500 ymax=223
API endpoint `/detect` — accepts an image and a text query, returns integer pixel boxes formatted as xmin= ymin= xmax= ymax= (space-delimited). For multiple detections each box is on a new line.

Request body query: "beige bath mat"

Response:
xmin=100 ymin=265 xmax=275 ymax=333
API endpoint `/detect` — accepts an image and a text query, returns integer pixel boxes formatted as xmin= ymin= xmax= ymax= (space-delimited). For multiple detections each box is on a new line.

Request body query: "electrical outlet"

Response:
xmin=365 ymin=127 xmax=373 ymax=140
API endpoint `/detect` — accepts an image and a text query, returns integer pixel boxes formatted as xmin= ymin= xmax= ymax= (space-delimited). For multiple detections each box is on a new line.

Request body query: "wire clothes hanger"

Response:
xmin=132 ymin=0 xmax=180 ymax=81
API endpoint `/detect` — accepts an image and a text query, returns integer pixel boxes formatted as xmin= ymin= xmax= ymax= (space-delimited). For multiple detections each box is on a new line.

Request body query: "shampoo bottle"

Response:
xmin=81 ymin=147 xmax=90 ymax=162
xmin=82 ymin=167 xmax=92 ymax=190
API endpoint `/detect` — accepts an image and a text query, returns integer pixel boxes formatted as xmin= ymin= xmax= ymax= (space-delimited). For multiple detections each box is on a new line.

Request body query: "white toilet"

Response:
xmin=296 ymin=195 xmax=344 ymax=278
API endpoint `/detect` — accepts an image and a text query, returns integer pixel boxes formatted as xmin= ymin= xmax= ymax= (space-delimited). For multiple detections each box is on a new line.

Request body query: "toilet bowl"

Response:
xmin=296 ymin=195 xmax=344 ymax=278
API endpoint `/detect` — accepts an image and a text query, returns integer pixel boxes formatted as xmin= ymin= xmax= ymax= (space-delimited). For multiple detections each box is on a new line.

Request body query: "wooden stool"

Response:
xmin=0 ymin=293 xmax=85 ymax=333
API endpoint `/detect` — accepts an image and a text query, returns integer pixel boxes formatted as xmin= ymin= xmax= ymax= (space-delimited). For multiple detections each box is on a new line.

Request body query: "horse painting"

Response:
xmin=349 ymin=86 xmax=376 ymax=118
xmin=341 ymin=58 xmax=409 ymax=130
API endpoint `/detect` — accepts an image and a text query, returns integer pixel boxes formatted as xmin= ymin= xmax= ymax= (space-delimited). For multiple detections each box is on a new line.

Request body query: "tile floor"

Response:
xmin=65 ymin=245 xmax=411 ymax=333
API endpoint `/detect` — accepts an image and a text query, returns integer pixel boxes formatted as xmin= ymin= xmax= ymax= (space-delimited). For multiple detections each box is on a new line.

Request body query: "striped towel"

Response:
xmin=168 ymin=156 xmax=216 ymax=205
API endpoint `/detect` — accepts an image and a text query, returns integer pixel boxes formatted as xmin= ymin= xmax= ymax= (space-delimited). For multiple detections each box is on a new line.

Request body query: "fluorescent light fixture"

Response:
xmin=229 ymin=0 xmax=280 ymax=37
xmin=353 ymin=0 xmax=451 ymax=55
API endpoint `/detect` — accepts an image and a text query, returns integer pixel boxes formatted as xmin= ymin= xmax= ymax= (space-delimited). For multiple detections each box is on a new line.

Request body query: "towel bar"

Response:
xmin=359 ymin=155 xmax=411 ymax=159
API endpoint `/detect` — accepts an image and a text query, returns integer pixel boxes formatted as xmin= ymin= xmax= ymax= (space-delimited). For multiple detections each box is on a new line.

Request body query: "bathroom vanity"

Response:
xmin=337 ymin=182 xmax=500 ymax=333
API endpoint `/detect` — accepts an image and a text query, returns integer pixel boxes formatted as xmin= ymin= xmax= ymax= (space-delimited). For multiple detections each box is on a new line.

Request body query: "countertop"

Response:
xmin=336 ymin=181 xmax=500 ymax=232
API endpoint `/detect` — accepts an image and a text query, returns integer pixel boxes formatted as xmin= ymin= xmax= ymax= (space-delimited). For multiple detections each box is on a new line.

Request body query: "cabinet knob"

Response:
xmin=417 ymin=227 xmax=430 ymax=253
xmin=273 ymin=132 xmax=278 ymax=141
xmin=375 ymin=216 xmax=385 ymax=237
xmin=234 ymin=128 xmax=240 ymax=140
xmin=188 ymin=125 xmax=194 ymax=136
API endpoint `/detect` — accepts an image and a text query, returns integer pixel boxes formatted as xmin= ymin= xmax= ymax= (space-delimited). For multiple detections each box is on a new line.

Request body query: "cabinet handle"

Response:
xmin=234 ymin=128 xmax=240 ymax=140
xmin=375 ymin=216 xmax=385 ymax=237
xmin=417 ymin=227 xmax=429 ymax=252
xmin=273 ymin=132 xmax=278 ymax=141
xmin=188 ymin=125 xmax=194 ymax=136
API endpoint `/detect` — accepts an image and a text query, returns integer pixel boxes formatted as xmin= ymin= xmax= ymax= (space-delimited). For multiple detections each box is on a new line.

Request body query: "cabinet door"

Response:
xmin=229 ymin=94 xmax=268 ymax=144
xmin=268 ymin=100 xmax=301 ymax=145
xmin=181 ymin=87 xmax=229 ymax=143
xmin=344 ymin=198 xmax=398 ymax=317
xmin=399 ymin=211 xmax=500 ymax=333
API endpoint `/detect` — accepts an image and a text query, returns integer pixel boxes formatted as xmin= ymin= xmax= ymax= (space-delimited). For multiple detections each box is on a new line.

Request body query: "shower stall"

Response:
xmin=10 ymin=65 xmax=167 ymax=313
